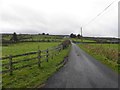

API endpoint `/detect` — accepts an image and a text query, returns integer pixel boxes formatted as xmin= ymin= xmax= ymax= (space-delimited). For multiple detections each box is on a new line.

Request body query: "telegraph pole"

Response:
xmin=81 ymin=27 xmax=83 ymax=42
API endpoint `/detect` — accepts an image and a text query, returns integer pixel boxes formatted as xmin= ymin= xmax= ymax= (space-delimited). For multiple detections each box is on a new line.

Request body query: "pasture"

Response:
xmin=71 ymin=38 xmax=96 ymax=43
xmin=79 ymin=44 xmax=119 ymax=72
xmin=1 ymin=36 xmax=71 ymax=88
xmin=2 ymin=42 xmax=60 ymax=56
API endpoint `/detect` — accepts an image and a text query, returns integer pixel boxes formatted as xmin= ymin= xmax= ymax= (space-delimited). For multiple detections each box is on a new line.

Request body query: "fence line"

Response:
xmin=2 ymin=39 xmax=63 ymax=46
xmin=1 ymin=40 xmax=71 ymax=75
xmin=74 ymin=41 xmax=119 ymax=44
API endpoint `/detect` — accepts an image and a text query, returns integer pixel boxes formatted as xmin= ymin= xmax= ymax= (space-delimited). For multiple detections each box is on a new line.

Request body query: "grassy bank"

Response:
xmin=2 ymin=42 xmax=71 ymax=88
xmin=79 ymin=44 xmax=119 ymax=73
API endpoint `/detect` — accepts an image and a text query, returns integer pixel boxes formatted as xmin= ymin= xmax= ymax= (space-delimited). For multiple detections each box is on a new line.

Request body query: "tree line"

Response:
xmin=10 ymin=32 xmax=50 ymax=42
xmin=9 ymin=32 xmax=82 ymax=42
xmin=70 ymin=33 xmax=82 ymax=38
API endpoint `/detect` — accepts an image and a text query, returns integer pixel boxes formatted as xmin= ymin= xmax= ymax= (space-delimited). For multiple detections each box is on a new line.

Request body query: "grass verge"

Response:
xmin=78 ymin=44 xmax=119 ymax=73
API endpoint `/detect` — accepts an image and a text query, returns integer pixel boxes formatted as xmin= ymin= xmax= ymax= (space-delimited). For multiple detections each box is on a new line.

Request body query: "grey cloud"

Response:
xmin=0 ymin=0 xmax=118 ymax=37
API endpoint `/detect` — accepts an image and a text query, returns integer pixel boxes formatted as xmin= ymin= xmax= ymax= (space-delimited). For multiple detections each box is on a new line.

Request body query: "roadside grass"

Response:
xmin=78 ymin=44 xmax=119 ymax=73
xmin=2 ymin=42 xmax=71 ymax=88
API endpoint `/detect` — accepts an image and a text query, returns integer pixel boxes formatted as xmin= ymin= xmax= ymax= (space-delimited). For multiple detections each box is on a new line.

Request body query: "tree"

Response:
xmin=70 ymin=33 xmax=76 ymax=38
xmin=70 ymin=33 xmax=73 ymax=38
xmin=42 ymin=33 xmax=45 ymax=35
xmin=10 ymin=32 xmax=18 ymax=42
xmin=77 ymin=34 xmax=81 ymax=39
xmin=46 ymin=33 xmax=49 ymax=35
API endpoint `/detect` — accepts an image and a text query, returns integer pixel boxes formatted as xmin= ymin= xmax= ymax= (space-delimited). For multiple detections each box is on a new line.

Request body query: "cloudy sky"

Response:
xmin=0 ymin=0 xmax=119 ymax=37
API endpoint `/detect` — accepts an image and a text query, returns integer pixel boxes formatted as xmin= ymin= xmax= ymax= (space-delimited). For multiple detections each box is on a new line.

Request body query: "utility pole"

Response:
xmin=81 ymin=27 xmax=83 ymax=42
xmin=81 ymin=27 xmax=82 ymax=37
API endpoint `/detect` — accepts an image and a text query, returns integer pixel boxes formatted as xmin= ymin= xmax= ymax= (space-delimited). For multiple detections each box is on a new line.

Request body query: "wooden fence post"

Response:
xmin=58 ymin=47 xmax=60 ymax=53
xmin=51 ymin=49 xmax=53 ymax=59
xmin=59 ymin=45 xmax=62 ymax=52
xmin=51 ymin=52 xmax=53 ymax=59
xmin=46 ymin=49 xmax=49 ymax=62
xmin=58 ymin=47 xmax=60 ymax=54
xmin=9 ymin=55 xmax=13 ymax=75
xmin=61 ymin=45 xmax=63 ymax=50
xmin=38 ymin=50 xmax=41 ymax=67
xmin=55 ymin=47 xmax=57 ymax=56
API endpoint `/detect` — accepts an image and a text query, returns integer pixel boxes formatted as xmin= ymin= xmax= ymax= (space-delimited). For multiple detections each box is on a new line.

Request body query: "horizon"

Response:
xmin=1 ymin=32 xmax=119 ymax=38
xmin=0 ymin=0 xmax=119 ymax=38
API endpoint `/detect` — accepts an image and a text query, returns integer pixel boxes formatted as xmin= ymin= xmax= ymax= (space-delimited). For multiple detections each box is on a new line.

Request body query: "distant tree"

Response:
xmin=10 ymin=32 xmax=18 ymax=42
xmin=70 ymin=33 xmax=76 ymax=38
xmin=77 ymin=34 xmax=81 ymax=39
xmin=42 ymin=33 xmax=45 ymax=35
xmin=70 ymin=33 xmax=73 ymax=38
xmin=74 ymin=34 xmax=76 ymax=38
xmin=46 ymin=33 xmax=49 ymax=35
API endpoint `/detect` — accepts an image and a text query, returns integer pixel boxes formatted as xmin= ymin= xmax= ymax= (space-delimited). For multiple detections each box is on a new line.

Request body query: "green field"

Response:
xmin=71 ymin=38 xmax=96 ymax=43
xmin=2 ymin=42 xmax=60 ymax=56
xmin=2 ymin=42 xmax=71 ymax=88
xmin=79 ymin=44 xmax=119 ymax=73
xmin=31 ymin=35 xmax=63 ymax=40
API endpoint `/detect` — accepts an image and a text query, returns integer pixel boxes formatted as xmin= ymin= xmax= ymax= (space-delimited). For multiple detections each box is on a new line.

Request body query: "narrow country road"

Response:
xmin=44 ymin=43 xmax=118 ymax=88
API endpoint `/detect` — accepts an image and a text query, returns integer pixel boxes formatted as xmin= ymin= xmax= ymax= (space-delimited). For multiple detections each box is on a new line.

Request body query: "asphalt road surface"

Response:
xmin=44 ymin=43 xmax=118 ymax=88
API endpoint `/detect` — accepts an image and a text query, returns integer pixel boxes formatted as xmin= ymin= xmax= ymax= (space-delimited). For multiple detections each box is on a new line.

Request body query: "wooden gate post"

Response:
xmin=38 ymin=50 xmax=41 ymax=67
xmin=9 ymin=55 xmax=13 ymax=75
xmin=46 ymin=49 xmax=49 ymax=62
xmin=51 ymin=49 xmax=53 ymax=59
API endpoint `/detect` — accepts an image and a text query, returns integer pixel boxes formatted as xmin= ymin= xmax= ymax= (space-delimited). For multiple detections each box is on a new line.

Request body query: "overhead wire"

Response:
xmin=83 ymin=0 xmax=117 ymax=28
